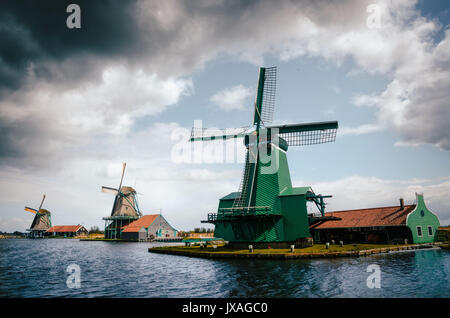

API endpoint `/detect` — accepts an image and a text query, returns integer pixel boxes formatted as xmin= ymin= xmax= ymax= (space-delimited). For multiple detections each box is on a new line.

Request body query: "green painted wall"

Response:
xmin=406 ymin=193 xmax=440 ymax=243
xmin=253 ymin=147 xmax=292 ymax=213
xmin=213 ymin=145 xmax=311 ymax=243
xmin=279 ymin=193 xmax=310 ymax=241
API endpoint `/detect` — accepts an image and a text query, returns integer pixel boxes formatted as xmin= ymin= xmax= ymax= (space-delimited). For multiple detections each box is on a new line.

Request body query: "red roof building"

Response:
xmin=312 ymin=205 xmax=416 ymax=230
xmin=46 ymin=225 xmax=88 ymax=237
xmin=310 ymin=195 xmax=441 ymax=244
xmin=120 ymin=214 xmax=178 ymax=241
xmin=121 ymin=215 xmax=159 ymax=233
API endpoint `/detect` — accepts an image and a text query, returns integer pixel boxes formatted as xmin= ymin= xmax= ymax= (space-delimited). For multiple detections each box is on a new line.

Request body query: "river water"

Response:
xmin=0 ymin=239 xmax=449 ymax=298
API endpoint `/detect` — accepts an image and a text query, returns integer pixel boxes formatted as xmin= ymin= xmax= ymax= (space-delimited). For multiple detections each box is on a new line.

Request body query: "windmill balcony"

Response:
xmin=204 ymin=206 xmax=282 ymax=223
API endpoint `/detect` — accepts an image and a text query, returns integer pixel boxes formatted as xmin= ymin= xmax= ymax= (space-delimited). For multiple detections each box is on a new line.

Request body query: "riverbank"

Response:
xmin=148 ymin=242 xmax=446 ymax=259
xmin=0 ymin=235 xmax=24 ymax=239
xmin=79 ymin=237 xmax=184 ymax=242
xmin=80 ymin=238 xmax=132 ymax=242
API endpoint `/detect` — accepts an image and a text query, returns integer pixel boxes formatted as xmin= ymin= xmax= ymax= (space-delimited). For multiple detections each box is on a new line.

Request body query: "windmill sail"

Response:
xmin=268 ymin=121 xmax=338 ymax=146
xmin=37 ymin=194 xmax=46 ymax=211
xmin=190 ymin=126 xmax=252 ymax=142
xmin=24 ymin=207 xmax=38 ymax=214
xmin=254 ymin=66 xmax=276 ymax=126
xmin=101 ymin=186 xmax=119 ymax=195
xmin=118 ymin=163 xmax=126 ymax=190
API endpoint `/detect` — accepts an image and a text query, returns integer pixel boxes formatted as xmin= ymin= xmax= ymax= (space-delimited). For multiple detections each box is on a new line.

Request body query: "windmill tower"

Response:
xmin=191 ymin=66 xmax=339 ymax=247
xmin=24 ymin=194 xmax=52 ymax=238
xmin=101 ymin=163 xmax=141 ymax=239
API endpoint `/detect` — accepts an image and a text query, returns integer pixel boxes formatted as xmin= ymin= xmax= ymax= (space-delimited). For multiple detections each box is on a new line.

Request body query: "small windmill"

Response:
xmin=191 ymin=66 xmax=339 ymax=246
xmin=101 ymin=163 xmax=141 ymax=239
xmin=24 ymin=194 xmax=52 ymax=238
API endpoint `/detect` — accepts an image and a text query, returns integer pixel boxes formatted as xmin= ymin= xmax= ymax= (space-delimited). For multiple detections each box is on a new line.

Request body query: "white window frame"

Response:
xmin=416 ymin=226 xmax=423 ymax=237
xmin=427 ymin=226 xmax=433 ymax=236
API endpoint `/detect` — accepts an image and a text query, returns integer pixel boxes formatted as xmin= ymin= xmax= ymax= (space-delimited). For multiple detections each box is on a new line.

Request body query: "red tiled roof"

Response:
xmin=313 ymin=205 xmax=416 ymax=229
xmin=47 ymin=225 xmax=83 ymax=233
xmin=121 ymin=215 xmax=159 ymax=233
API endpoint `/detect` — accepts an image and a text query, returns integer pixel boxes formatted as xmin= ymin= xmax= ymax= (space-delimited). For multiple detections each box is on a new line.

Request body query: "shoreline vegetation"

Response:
xmin=148 ymin=242 xmax=448 ymax=259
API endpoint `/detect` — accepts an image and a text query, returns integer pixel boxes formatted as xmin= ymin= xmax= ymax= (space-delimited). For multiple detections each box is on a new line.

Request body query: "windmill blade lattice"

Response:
xmin=279 ymin=127 xmax=337 ymax=146
xmin=269 ymin=121 xmax=338 ymax=147
xmin=253 ymin=66 xmax=277 ymax=126
xmin=259 ymin=66 xmax=276 ymax=125
xmin=190 ymin=126 xmax=252 ymax=142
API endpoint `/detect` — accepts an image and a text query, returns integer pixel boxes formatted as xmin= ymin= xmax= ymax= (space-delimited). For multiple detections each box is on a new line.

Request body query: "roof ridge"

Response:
xmin=327 ymin=204 xmax=415 ymax=214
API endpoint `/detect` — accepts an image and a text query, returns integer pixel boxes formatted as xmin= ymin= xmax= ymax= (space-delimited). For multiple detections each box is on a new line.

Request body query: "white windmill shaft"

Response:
xmin=38 ymin=194 xmax=46 ymax=211
xmin=118 ymin=162 xmax=126 ymax=190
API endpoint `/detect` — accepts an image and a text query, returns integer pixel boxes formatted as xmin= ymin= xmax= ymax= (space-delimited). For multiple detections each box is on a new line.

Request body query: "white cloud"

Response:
xmin=339 ymin=123 xmax=384 ymax=136
xmin=210 ymin=84 xmax=252 ymax=111
xmin=0 ymin=66 xmax=192 ymax=169
xmin=0 ymin=122 xmax=243 ymax=232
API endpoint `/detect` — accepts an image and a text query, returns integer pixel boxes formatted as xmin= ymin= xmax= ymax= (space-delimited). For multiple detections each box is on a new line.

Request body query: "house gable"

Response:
xmin=406 ymin=193 xmax=440 ymax=243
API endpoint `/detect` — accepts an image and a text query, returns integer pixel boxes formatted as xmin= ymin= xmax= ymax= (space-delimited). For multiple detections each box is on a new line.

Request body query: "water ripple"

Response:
xmin=0 ymin=239 xmax=449 ymax=297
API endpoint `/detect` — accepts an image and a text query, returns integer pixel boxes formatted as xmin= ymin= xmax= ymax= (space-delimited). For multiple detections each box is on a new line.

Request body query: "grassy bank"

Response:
xmin=79 ymin=238 xmax=123 ymax=242
xmin=151 ymin=243 xmax=397 ymax=254
xmin=149 ymin=242 xmax=442 ymax=259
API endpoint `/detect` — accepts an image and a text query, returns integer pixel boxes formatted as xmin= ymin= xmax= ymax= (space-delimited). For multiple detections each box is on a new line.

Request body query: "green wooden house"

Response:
xmin=406 ymin=193 xmax=441 ymax=243
xmin=312 ymin=193 xmax=441 ymax=244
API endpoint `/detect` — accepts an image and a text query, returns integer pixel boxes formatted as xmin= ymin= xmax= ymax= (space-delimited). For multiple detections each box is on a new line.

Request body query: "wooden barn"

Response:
xmin=311 ymin=193 xmax=440 ymax=244
xmin=121 ymin=214 xmax=178 ymax=241
xmin=46 ymin=225 xmax=88 ymax=237
xmin=437 ymin=226 xmax=450 ymax=242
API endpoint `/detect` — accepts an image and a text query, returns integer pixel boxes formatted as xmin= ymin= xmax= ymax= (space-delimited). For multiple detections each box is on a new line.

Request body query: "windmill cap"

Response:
xmin=119 ymin=186 xmax=136 ymax=194
xmin=244 ymin=134 xmax=288 ymax=151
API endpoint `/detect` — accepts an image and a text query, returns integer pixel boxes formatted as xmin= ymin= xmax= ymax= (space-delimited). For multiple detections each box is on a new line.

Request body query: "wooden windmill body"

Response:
xmin=24 ymin=194 xmax=52 ymax=238
xmin=102 ymin=163 xmax=141 ymax=239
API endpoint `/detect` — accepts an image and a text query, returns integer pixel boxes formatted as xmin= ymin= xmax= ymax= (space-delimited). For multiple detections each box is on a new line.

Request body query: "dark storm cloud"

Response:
xmin=0 ymin=0 xmax=300 ymax=94
xmin=0 ymin=0 xmax=449 ymax=173
xmin=0 ymin=0 xmax=142 ymax=93
xmin=0 ymin=113 xmax=75 ymax=170
xmin=0 ymin=0 xmax=275 ymax=170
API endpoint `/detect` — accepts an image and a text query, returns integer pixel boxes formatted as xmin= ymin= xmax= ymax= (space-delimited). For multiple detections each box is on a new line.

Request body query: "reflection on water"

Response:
xmin=0 ymin=239 xmax=449 ymax=298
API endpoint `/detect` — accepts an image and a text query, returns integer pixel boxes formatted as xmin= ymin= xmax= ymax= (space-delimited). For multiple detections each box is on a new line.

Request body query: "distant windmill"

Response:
xmin=24 ymin=194 xmax=52 ymax=238
xmin=102 ymin=163 xmax=141 ymax=239
xmin=191 ymin=66 xmax=339 ymax=246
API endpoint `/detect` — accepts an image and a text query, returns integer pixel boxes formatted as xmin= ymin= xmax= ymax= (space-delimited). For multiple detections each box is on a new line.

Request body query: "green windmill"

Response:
xmin=190 ymin=66 xmax=339 ymax=247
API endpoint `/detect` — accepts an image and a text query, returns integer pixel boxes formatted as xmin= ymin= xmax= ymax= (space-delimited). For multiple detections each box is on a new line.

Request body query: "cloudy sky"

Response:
xmin=0 ymin=0 xmax=449 ymax=232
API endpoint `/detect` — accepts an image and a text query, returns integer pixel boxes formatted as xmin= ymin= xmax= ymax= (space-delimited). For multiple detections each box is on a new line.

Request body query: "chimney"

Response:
xmin=399 ymin=198 xmax=404 ymax=210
